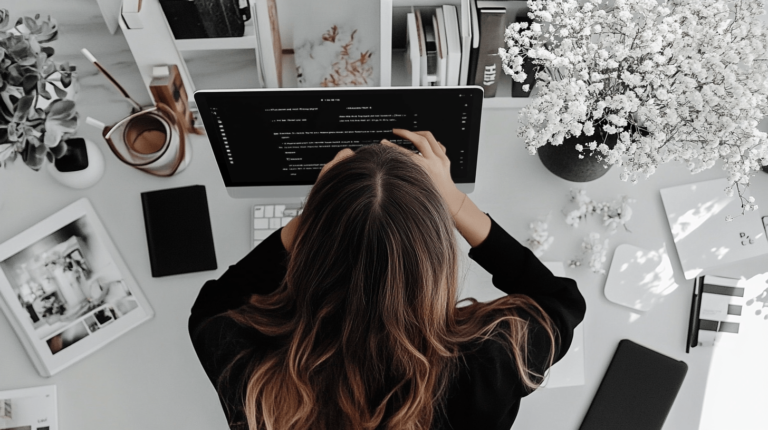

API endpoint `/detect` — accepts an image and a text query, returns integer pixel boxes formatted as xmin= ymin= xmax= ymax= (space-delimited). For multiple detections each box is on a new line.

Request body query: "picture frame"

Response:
xmin=0 ymin=385 xmax=58 ymax=430
xmin=0 ymin=198 xmax=154 ymax=377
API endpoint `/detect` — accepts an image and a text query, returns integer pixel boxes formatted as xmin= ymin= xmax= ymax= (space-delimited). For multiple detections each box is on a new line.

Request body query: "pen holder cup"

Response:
xmin=103 ymin=103 xmax=191 ymax=177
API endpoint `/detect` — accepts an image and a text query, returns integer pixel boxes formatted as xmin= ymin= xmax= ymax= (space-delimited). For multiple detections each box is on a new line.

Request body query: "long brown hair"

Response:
xmin=225 ymin=144 xmax=557 ymax=430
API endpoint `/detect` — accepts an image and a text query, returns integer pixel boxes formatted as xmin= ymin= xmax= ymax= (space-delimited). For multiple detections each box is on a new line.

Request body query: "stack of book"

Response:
xmin=406 ymin=0 xmax=508 ymax=98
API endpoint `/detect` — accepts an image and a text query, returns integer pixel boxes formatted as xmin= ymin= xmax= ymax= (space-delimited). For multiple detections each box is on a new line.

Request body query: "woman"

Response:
xmin=189 ymin=129 xmax=586 ymax=430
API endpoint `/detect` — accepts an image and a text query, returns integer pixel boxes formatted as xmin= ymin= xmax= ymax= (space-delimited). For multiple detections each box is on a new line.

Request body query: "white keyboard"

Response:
xmin=252 ymin=203 xmax=303 ymax=249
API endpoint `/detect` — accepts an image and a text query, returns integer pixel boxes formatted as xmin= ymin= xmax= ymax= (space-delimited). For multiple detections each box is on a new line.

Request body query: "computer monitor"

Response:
xmin=194 ymin=86 xmax=484 ymax=200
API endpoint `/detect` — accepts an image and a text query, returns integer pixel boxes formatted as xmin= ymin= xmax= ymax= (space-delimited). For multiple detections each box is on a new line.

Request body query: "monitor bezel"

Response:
xmin=194 ymin=86 xmax=484 ymax=195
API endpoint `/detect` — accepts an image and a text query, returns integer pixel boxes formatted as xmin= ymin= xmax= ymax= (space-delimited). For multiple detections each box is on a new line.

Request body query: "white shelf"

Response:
xmin=175 ymin=23 xmax=257 ymax=51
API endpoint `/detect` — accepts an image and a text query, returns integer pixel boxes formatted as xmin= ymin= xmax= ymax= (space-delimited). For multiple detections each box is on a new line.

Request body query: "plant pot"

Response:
xmin=46 ymin=137 xmax=105 ymax=189
xmin=537 ymin=130 xmax=618 ymax=182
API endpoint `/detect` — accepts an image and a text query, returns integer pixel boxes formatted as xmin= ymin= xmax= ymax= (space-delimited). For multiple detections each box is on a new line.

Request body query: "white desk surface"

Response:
xmin=2 ymin=1 xmax=768 ymax=429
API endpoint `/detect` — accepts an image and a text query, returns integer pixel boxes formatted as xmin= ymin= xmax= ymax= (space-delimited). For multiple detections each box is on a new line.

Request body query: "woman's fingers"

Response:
xmin=318 ymin=148 xmax=354 ymax=179
xmin=392 ymin=128 xmax=435 ymax=158
xmin=413 ymin=130 xmax=445 ymax=157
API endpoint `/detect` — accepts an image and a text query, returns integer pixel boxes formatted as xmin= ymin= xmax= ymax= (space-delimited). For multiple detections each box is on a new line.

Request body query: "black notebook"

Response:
xmin=579 ymin=339 xmax=688 ymax=430
xmin=141 ymin=185 xmax=217 ymax=277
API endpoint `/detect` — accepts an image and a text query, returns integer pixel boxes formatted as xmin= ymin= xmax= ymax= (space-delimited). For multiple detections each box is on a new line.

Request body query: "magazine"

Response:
xmin=0 ymin=198 xmax=154 ymax=377
xmin=0 ymin=385 xmax=57 ymax=430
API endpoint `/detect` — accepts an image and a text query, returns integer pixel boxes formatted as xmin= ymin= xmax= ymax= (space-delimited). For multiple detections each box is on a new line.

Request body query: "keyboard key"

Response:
xmin=283 ymin=208 xmax=298 ymax=217
xmin=281 ymin=217 xmax=293 ymax=227
xmin=269 ymin=217 xmax=281 ymax=229
xmin=254 ymin=218 xmax=269 ymax=229
xmin=253 ymin=229 xmax=273 ymax=240
xmin=274 ymin=205 xmax=286 ymax=217
xmin=264 ymin=205 xmax=274 ymax=218
xmin=254 ymin=206 xmax=264 ymax=218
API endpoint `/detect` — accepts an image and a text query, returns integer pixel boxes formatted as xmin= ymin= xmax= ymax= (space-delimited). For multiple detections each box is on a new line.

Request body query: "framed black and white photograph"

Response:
xmin=0 ymin=199 xmax=154 ymax=377
xmin=0 ymin=385 xmax=57 ymax=430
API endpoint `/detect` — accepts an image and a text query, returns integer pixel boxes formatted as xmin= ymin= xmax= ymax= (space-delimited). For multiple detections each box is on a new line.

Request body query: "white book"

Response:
xmin=405 ymin=13 xmax=420 ymax=86
xmin=459 ymin=0 xmax=473 ymax=85
xmin=0 ymin=198 xmax=154 ymax=377
xmin=414 ymin=9 xmax=431 ymax=86
xmin=0 ymin=385 xmax=58 ymax=430
xmin=442 ymin=5 xmax=462 ymax=86
xmin=695 ymin=273 xmax=768 ymax=429
xmin=252 ymin=0 xmax=283 ymax=88
xmin=433 ymin=10 xmax=447 ymax=86
xmin=541 ymin=262 xmax=585 ymax=388
xmin=659 ymin=178 xmax=768 ymax=279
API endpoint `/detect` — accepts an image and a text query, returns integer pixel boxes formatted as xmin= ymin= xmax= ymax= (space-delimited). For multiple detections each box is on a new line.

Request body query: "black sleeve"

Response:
xmin=188 ymin=228 xmax=289 ymax=334
xmin=188 ymin=228 xmax=287 ymax=379
xmin=467 ymin=215 xmax=586 ymax=392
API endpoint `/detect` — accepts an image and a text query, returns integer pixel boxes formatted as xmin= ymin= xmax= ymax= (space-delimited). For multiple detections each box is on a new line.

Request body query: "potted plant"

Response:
xmin=500 ymin=0 xmax=768 ymax=212
xmin=0 ymin=9 xmax=79 ymax=171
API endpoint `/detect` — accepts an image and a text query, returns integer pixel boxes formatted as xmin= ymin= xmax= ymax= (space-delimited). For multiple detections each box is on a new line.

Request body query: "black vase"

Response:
xmin=537 ymin=130 xmax=618 ymax=182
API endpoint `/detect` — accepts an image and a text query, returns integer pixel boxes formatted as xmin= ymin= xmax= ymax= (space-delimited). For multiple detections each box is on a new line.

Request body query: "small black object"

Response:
xmin=238 ymin=0 xmax=251 ymax=21
xmin=141 ymin=185 xmax=217 ymax=277
xmin=193 ymin=0 xmax=246 ymax=38
xmin=54 ymin=138 xmax=89 ymax=172
xmin=159 ymin=0 xmax=208 ymax=39
xmin=579 ymin=339 xmax=688 ymax=430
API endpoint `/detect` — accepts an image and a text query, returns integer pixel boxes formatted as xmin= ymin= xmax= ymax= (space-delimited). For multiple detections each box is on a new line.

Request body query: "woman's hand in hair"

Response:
xmin=382 ymin=129 xmax=466 ymax=216
xmin=318 ymin=148 xmax=355 ymax=180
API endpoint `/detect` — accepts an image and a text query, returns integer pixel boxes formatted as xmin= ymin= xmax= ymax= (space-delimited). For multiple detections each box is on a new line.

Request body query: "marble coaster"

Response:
xmin=604 ymin=244 xmax=677 ymax=311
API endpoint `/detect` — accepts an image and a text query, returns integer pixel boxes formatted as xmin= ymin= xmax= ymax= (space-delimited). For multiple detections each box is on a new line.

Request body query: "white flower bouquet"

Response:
xmin=500 ymin=0 xmax=768 ymax=212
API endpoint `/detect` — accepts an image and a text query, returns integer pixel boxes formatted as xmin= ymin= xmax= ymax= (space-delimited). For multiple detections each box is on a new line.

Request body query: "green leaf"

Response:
xmin=43 ymin=99 xmax=77 ymax=147
xmin=22 ymin=73 xmax=38 ymax=94
xmin=41 ymin=58 xmax=55 ymax=76
xmin=11 ymin=94 xmax=34 ymax=122
xmin=7 ymin=36 xmax=36 ymax=66
xmin=0 ymin=9 xmax=10 ymax=31
xmin=50 ymin=82 xmax=66 ymax=99
xmin=22 ymin=135 xmax=46 ymax=170
xmin=34 ymin=17 xmax=58 ymax=43
xmin=49 ymin=139 xmax=67 ymax=158
xmin=22 ymin=17 xmax=39 ymax=34
xmin=60 ymin=72 xmax=71 ymax=88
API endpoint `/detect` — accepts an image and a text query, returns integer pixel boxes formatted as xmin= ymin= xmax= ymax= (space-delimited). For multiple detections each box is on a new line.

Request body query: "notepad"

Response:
xmin=660 ymin=178 xmax=768 ymax=279
xmin=579 ymin=340 xmax=688 ymax=430
xmin=141 ymin=185 xmax=217 ymax=277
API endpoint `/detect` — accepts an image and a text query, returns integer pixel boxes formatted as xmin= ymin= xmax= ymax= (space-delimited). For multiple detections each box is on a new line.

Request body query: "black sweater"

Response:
xmin=189 ymin=216 xmax=586 ymax=430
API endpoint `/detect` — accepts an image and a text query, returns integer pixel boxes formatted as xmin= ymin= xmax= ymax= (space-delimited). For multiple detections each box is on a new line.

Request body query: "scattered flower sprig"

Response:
xmin=568 ymin=232 xmax=609 ymax=274
xmin=500 ymin=0 xmax=768 ymax=215
xmin=526 ymin=215 xmax=555 ymax=257
xmin=563 ymin=189 xmax=634 ymax=233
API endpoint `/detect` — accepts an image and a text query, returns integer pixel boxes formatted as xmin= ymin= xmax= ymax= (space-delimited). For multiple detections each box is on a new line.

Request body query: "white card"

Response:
xmin=660 ymin=178 xmax=768 ymax=279
xmin=604 ymin=244 xmax=677 ymax=311
xmin=541 ymin=262 xmax=585 ymax=388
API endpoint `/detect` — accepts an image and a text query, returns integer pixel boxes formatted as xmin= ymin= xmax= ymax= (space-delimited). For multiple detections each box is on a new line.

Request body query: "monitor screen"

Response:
xmin=194 ymin=87 xmax=484 ymax=188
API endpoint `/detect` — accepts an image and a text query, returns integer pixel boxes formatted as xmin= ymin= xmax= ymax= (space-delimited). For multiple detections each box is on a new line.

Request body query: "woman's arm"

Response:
xmin=447 ymin=190 xmax=491 ymax=248
xmin=467 ymin=215 xmax=586 ymax=365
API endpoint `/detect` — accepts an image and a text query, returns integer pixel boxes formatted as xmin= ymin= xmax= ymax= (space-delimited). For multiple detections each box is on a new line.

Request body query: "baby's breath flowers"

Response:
xmin=500 ymin=0 xmax=768 ymax=214
xmin=563 ymin=189 xmax=634 ymax=233
xmin=568 ymin=232 xmax=610 ymax=274
xmin=526 ymin=215 xmax=555 ymax=257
